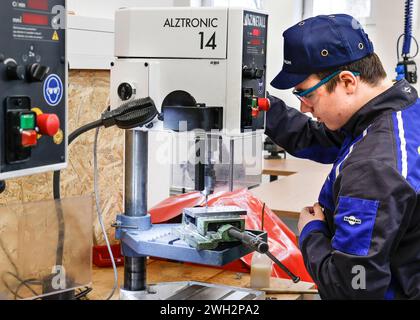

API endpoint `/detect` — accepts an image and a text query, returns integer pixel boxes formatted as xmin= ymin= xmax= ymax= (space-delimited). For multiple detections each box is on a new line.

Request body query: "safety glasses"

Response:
xmin=293 ymin=70 xmax=360 ymax=106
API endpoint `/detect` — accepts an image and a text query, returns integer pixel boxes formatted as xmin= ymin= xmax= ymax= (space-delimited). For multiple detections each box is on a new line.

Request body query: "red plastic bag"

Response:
xmin=150 ymin=189 xmax=313 ymax=283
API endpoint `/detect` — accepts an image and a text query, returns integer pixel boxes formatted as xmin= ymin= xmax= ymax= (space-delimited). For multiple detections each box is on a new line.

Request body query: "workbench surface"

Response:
xmin=251 ymin=159 xmax=332 ymax=219
xmin=90 ymin=259 xmax=316 ymax=300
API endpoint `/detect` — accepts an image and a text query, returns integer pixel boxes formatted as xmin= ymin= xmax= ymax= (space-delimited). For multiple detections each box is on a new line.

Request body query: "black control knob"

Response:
xmin=27 ymin=63 xmax=50 ymax=82
xmin=6 ymin=61 xmax=25 ymax=80
xmin=243 ymin=66 xmax=264 ymax=79
xmin=254 ymin=69 xmax=265 ymax=79
xmin=118 ymin=83 xmax=134 ymax=101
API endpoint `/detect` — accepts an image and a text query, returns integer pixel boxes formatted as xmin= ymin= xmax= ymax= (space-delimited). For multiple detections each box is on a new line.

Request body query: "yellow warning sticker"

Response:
xmin=52 ymin=31 xmax=59 ymax=41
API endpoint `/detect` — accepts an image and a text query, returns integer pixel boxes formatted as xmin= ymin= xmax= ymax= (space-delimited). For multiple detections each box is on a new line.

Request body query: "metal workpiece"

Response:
xmin=177 ymin=206 xmax=248 ymax=250
xmin=174 ymin=222 xmax=241 ymax=250
xmin=124 ymin=130 xmax=148 ymax=217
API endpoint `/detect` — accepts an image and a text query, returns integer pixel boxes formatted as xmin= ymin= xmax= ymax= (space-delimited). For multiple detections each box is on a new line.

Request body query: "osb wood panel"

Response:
xmin=0 ymin=70 xmax=123 ymax=245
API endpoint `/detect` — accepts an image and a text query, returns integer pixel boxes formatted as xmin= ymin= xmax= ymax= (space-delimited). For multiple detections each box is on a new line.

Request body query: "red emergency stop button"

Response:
xmin=37 ymin=114 xmax=60 ymax=136
xmin=258 ymin=98 xmax=271 ymax=112
xmin=21 ymin=130 xmax=37 ymax=147
xmin=251 ymin=108 xmax=260 ymax=118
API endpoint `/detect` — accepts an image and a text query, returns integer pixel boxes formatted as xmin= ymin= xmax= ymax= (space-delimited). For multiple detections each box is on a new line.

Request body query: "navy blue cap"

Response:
xmin=271 ymin=14 xmax=374 ymax=90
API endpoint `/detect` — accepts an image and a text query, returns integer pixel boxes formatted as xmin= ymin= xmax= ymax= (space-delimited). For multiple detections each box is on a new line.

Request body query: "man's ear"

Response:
xmin=339 ymin=71 xmax=358 ymax=93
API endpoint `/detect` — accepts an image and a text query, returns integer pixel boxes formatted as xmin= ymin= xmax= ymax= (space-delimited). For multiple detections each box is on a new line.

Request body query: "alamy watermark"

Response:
xmin=51 ymin=5 xmax=66 ymax=30
xmin=151 ymin=122 xmax=262 ymax=168
xmin=351 ymin=265 xmax=366 ymax=290
xmin=51 ymin=265 xmax=67 ymax=290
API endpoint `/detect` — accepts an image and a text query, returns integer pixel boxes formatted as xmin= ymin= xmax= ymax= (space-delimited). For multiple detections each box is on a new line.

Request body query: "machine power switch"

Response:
xmin=251 ymin=108 xmax=260 ymax=118
xmin=21 ymin=130 xmax=38 ymax=148
xmin=20 ymin=113 xmax=36 ymax=130
xmin=118 ymin=83 xmax=134 ymax=101
xmin=243 ymin=67 xmax=265 ymax=79
xmin=37 ymin=114 xmax=60 ymax=136
xmin=6 ymin=60 xmax=25 ymax=80
xmin=27 ymin=63 xmax=50 ymax=82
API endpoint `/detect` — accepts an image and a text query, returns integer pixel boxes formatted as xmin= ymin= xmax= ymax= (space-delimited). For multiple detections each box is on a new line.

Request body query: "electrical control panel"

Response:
xmin=0 ymin=0 xmax=67 ymax=180
xmin=241 ymin=10 xmax=268 ymax=131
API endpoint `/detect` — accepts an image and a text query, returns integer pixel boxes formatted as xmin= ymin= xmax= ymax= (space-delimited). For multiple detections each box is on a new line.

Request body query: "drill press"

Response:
xmin=111 ymin=7 xmax=275 ymax=300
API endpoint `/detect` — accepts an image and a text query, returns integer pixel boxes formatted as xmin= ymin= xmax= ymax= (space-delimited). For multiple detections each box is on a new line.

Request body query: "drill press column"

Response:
xmin=124 ymin=130 xmax=148 ymax=291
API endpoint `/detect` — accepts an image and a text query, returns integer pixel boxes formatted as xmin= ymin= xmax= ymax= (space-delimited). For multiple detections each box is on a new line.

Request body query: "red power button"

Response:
xmin=37 ymin=114 xmax=60 ymax=136
xmin=258 ymin=98 xmax=271 ymax=112
xmin=21 ymin=130 xmax=38 ymax=147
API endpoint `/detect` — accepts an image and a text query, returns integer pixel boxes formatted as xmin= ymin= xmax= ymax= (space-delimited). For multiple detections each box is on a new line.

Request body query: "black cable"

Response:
xmin=0 ymin=180 xmax=5 ymax=194
xmin=69 ymin=119 xmax=103 ymax=145
xmin=54 ymin=201 xmax=65 ymax=268
xmin=14 ymin=278 xmax=42 ymax=300
xmin=397 ymin=33 xmax=405 ymax=60
xmin=397 ymin=33 xmax=419 ymax=60
xmin=50 ymin=118 xmax=104 ymax=300
xmin=2 ymin=272 xmax=41 ymax=300
xmin=74 ymin=286 xmax=93 ymax=300
xmin=53 ymin=119 xmax=103 ymax=200
xmin=53 ymin=97 xmax=158 ymax=200
xmin=412 ymin=36 xmax=419 ymax=58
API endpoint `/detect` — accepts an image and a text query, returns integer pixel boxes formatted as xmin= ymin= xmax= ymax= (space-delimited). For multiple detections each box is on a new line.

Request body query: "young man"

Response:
xmin=265 ymin=14 xmax=420 ymax=299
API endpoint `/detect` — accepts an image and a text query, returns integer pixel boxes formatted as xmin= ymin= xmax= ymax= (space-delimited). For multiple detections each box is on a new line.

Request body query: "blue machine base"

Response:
xmin=120 ymin=224 xmax=266 ymax=266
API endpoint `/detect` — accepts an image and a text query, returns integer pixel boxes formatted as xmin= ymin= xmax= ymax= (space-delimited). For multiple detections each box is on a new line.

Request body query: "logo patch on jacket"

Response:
xmin=333 ymin=196 xmax=380 ymax=256
xmin=344 ymin=216 xmax=362 ymax=225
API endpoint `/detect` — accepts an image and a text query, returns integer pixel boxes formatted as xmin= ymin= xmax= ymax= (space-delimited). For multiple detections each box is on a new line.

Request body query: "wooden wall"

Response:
xmin=0 ymin=70 xmax=123 ymax=245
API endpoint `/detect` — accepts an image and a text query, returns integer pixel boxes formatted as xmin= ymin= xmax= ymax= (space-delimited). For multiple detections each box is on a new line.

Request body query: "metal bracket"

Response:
xmin=114 ymin=214 xmax=152 ymax=239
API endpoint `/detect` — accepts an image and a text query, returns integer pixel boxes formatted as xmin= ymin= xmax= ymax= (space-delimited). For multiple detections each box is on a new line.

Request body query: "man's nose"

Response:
xmin=300 ymin=101 xmax=312 ymax=113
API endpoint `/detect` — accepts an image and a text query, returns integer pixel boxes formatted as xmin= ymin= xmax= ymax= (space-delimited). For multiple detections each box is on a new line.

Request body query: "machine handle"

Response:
xmin=227 ymin=227 xmax=300 ymax=283
xmin=228 ymin=227 xmax=269 ymax=253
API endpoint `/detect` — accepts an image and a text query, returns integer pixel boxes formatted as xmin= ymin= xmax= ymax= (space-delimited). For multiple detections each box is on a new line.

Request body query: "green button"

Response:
xmin=251 ymin=98 xmax=258 ymax=109
xmin=20 ymin=113 xmax=35 ymax=130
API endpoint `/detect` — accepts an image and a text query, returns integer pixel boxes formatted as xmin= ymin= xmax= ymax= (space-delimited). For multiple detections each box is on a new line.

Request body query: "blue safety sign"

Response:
xmin=43 ymin=74 xmax=63 ymax=106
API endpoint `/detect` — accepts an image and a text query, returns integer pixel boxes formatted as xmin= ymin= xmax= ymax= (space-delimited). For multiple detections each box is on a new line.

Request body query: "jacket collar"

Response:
xmin=341 ymin=79 xmax=418 ymax=139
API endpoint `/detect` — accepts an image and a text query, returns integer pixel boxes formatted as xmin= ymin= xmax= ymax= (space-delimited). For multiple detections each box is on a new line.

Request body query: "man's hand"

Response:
xmin=298 ymin=203 xmax=326 ymax=234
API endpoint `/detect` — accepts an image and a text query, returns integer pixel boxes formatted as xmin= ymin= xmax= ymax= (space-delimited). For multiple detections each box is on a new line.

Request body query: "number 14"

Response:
xmin=199 ymin=32 xmax=217 ymax=50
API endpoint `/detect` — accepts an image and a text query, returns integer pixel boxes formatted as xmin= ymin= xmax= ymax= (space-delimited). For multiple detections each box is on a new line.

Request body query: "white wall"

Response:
xmin=67 ymin=0 xmax=190 ymax=18
xmin=364 ymin=0 xmax=420 ymax=92
xmin=67 ymin=0 xmax=191 ymax=69
xmin=262 ymin=0 xmax=304 ymax=107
